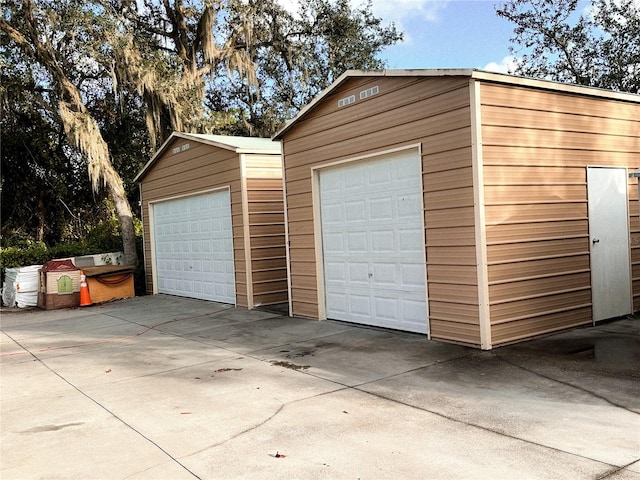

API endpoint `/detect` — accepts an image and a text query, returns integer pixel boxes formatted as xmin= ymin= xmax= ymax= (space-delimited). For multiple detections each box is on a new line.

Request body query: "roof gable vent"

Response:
xmin=360 ymin=85 xmax=379 ymax=100
xmin=338 ymin=95 xmax=356 ymax=108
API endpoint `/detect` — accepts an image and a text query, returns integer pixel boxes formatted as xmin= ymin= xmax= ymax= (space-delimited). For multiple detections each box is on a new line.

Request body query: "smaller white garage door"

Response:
xmin=319 ymin=150 xmax=428 ymax=333
xmin=152 ymin=190 xmax=235 ymax=304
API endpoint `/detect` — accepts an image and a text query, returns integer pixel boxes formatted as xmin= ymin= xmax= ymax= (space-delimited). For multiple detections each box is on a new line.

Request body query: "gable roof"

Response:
xmin=134 ymin=132 xmax=281 ymax=182
xmin=272 ymin=68 xmax=640 ymax=140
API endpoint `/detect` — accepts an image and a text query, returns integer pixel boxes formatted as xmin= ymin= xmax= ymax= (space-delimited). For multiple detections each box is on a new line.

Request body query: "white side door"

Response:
xmin=152 ymin=190 xmax=236 ymax=304
xmin=587 ymin=167 xmax=632 ymax=322
xmin=319 ymin=150 xmax=428 ymax=333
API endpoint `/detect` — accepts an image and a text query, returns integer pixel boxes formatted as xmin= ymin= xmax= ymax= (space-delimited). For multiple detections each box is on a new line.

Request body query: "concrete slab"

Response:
xmin=254 ymin=326 xmax=471 ymax=386
xmin=182 ymin=388 xmax=615 ymax=480
xmin=1 ymin=297 xmax=638 ymax=479
xmin=90 ymin=295 xmax=234 ymax=326
xmin=1 ymin=359 xmax=192 ymax=480
xmin=497 ymin=327 xmax=640 ymax=413
xmin=80 ymin=356 xmax=340 ymax=459
xmin=3 ymin=317 xmax=148 ymax=359
xmin=37 ymin=333 xmax=241 ymax=387
xmin=360 ymin=352 xmax=640 ymax=467
xmin=182 ymin=316 xmax=353 ymax=354
xmin=605 ymin=469 xmax=640 ymax=480
xmin=593 ymin=317 xmax=640 ymax=336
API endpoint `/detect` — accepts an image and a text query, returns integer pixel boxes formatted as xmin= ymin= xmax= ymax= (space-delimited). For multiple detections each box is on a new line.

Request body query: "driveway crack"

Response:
xmin=1 ymin=330 xmax=203 ymax=480
xmin=495 ymin=354 xmax=640 ymax=415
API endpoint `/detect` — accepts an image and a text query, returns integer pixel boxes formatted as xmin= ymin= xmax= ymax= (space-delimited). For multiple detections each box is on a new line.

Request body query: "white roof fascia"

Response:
xmin=181 ymin=133 xmax=281 ymax=154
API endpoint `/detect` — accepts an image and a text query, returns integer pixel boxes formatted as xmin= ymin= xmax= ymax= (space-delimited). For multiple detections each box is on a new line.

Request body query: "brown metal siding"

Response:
xmin=140 ymin=138 xmax=246 ymax=304
xmin=140 ymin=139 xmax=286 ymax=309
xmin=244 ymin=155 xmax=288 ymax=306
xmin=479 ymin=82 xmax=640 ymax=345
xmin=281 ymin=76 xmax=480 ymax=346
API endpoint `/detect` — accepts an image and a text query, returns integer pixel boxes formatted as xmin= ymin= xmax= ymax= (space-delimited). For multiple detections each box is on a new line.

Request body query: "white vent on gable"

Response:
xmin=360 ymin=85 xmax=379 ymax=100
xmin=338 ymin=95 xmax=356 ymax=108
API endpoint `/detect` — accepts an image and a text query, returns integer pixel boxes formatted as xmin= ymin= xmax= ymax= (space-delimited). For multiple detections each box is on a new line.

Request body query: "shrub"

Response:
xmin=1 ymin=223 xmax=147 ymax=295
xmin=0 ymin=242 xmax=49 ymax=269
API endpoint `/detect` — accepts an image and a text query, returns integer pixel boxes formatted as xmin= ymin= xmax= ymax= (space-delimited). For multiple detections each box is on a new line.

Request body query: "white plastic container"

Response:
xmin=2 ymin=265 xmax=42 ymax=308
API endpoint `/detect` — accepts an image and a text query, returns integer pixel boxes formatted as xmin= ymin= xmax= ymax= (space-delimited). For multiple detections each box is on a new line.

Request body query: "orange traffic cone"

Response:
xmin=79 ymin=270 xmax=92 ymax=307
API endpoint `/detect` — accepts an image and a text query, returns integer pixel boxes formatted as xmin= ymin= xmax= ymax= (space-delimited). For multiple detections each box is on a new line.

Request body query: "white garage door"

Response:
xmin=153 ymin=190 xmax=236 ymax=304
xmin=319 ymin=150 xmax=428 ymax=333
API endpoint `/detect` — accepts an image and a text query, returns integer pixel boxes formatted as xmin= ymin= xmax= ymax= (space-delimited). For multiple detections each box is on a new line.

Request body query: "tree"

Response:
xmin=0 ymin=59 xmax=85 ymax=244
xmin=496 ymin=0 xmax=640 ymax=93
xmin=206 ymin=0 xmax=402 ymax=136
xmin=1 ymin=0 xmax=402 ymax=257
xmin=1 ymin=0 xmax=140 ymax=264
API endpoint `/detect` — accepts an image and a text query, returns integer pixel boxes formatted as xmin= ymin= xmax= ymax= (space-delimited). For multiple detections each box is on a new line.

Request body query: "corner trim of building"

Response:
xmin=239 ymin=154 xmax=254 ymax=309
xmin=279 ymin=145 xmax=294 ymax=317
xmin=147 ymin=201 xmax=158 ymax=295
xmin=470 ymin=79 xmax=492 ymax=350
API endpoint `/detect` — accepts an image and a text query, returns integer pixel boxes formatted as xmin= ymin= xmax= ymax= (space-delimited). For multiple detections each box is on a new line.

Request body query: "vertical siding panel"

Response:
xmin=480 ymin=82 xmax=640 ymax=345
xmin=245 ymin=154 xmax=288 ymax=306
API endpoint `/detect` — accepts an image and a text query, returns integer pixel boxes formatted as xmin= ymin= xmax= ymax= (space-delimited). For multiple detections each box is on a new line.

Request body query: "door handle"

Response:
xmin=592 ymin=238 xmax=600 ymax=245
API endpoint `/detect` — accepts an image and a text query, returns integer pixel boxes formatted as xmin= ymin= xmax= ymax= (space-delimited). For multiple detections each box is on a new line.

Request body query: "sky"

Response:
xmin=373 ymin=0 xmax=518 ymax=72
xmin=279 ymin=0 xmax=640 ymax=74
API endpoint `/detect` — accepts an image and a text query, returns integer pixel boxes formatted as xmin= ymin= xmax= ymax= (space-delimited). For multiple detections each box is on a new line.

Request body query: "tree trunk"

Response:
xmin=111 ymin=186 xmax=138 ymax=266
xmin=37 ymin=196 xmax=45 ymax=242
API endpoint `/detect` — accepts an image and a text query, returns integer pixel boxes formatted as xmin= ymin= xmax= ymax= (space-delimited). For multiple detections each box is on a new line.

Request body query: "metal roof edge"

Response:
xmin=182 ymin=133 xmax=281 ymax=154
xmin=177 ymin=132 xmax=240 ymax=152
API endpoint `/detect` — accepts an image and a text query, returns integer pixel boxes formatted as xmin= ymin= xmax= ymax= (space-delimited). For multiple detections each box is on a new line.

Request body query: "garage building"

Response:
xmin=135 ymin=132 xmax=287 ymax=309
xmin=274 ymin=69 xmax=640 ymax=349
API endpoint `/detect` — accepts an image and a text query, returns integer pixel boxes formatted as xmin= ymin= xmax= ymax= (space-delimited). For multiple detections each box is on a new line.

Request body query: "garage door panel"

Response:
xmin=349 ymin=262 xmax=369 ymax=284
xmin=402 ymin=298 xmax=429 ymax=326
xmin=399 ymin=228 xmax=424 ymax=253
xmin=346 ymin=200 xmax=366 ymax=221
xmin=350 ymin=294 xmax=372 ymax=317
xmin=371 ymin=230 xmax=395 ymax=253
xmin=372 ymin=263 xmax=396 ymax=285
xmin=345 ymin=233 xmax=366 ymax=253
xmin=320 ymin=150 xmax=428 ymax=334
xmin=374 ymin=296 xmax=398 ymax=320
xmin=153 ymin=190 xmax=235 ymax=304
xmin=326 ymin=291 xmax=347 ymax=314
xmin=369 ymin=197 xmax=393 ymax=219
xmin=402 ymin=264 xmax=426 ymax=288
xmin=398 ymin=193 xmax=422 ymax=218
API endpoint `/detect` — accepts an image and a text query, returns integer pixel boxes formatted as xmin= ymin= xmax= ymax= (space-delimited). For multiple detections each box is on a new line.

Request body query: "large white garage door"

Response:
xmin=319 ymin=150 xmax=428 ymax=333
xmin=153 ymin=190 xmax=236 ymax=304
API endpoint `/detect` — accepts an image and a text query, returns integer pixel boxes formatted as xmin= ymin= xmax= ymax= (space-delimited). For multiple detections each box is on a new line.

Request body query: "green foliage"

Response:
xmin=0 ymin=218 xmax=139 ymax=269
xmin=0 ymin=242 xmax=49 ymax=269
xmin=1 ymin=0 xmax=402 ymax=272
xmin=210 ymin=0 xmax=403 ymax=137
xmin=497 ymin=0 xmax=640 ymax=93
xmin=83 ymin=217 xmax=123 ymax=253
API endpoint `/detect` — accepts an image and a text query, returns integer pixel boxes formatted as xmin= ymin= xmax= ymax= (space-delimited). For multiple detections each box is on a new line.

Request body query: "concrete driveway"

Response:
xmin=1 ymin=295 xmax=638 ymax=479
